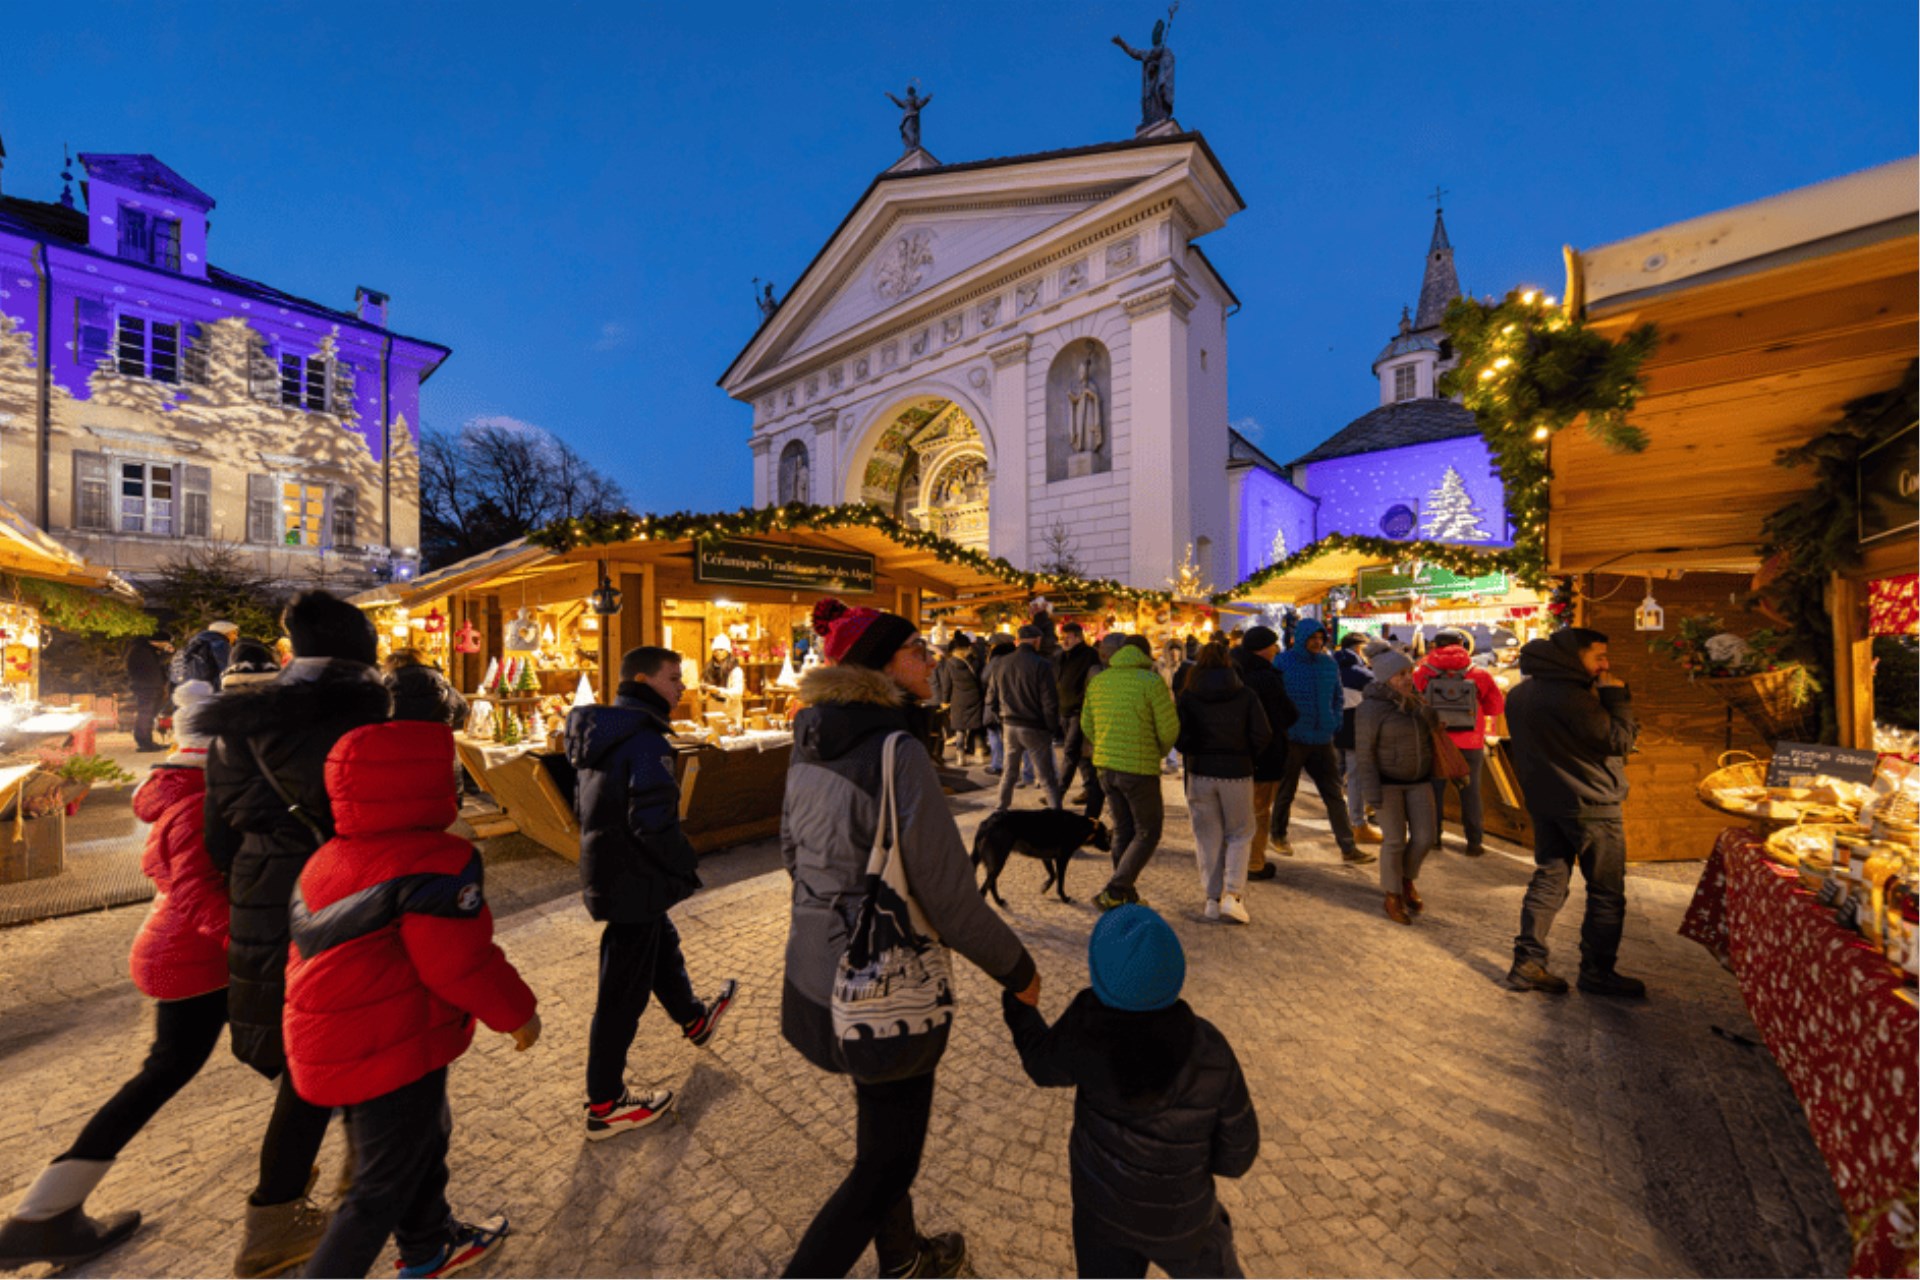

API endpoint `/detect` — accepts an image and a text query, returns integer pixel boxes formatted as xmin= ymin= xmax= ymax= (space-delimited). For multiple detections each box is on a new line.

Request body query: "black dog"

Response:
xmin=971 ymin=809 xmax=1112 ymax=906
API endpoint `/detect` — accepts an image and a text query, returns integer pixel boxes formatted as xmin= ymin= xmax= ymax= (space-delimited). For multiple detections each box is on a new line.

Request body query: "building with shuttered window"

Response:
xmin=0 ymin=144 xmax=449 ymax=588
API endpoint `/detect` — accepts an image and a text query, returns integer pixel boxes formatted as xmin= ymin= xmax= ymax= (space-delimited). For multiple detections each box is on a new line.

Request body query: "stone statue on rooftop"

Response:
xmin=1113 ymin=7 xmax=1177 ymax=131
xmin=885 ymin=84 xmax=933 ymax=153
xmin=754 ymin=277 xmax=777 ymax=319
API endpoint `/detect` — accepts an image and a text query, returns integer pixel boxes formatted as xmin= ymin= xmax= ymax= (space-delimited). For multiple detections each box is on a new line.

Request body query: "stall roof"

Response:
xmin=1553 ymin=156 xmax=1919 ymax=575
xmin=1219 ymin=543 xmax=1395 ymax=607
xmin=0 ymin=498 xmax=136 ymax=595
xmin=349 ymin=539 xmax=554 ymax=611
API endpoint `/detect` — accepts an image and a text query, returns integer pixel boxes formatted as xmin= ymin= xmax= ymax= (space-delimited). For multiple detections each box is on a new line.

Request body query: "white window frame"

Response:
xmin=1393 ymin=364 xmax=1417 ymax=402
xmin=117 ymin=458 xmax=178 ymax=536
xmin=278 ymin=348 xmax=330 ymax=412
xmin=277 ymin=477 xmax=332 ymax=549
xmin=114 ymin=311 xmax=182 ymax=384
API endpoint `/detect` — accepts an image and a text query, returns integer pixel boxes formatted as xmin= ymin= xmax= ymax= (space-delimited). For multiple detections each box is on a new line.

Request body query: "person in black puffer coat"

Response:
xmin=1229 ymin=627 xmax=1297 ymax=881
xmin=1175 ymin=643 xmax=1271 ymax=924
xmin=199 ymin=591 xmax=391 ymax=1277
xmin=1003 ymin=904 xmax=1257 ymax=1278
xmin=930 ymin=634 xmax=986 ymax=762
xmin=565 ymin=645 xmax=737 ymax=1134
xmin=1054 ymin=621 xmax=1106 ymax=818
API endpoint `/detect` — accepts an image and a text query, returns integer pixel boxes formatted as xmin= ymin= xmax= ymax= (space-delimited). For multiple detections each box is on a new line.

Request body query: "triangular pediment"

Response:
xmin=720 ymin=133 xmax=1245 ymax=396
xmin=783 ymin=197 xmax=1111 ymax=357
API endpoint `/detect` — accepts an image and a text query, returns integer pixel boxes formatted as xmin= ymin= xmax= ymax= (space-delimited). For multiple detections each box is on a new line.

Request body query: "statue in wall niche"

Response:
xmin=1068 ymin=355 xmax=1104 ymax=454
xmin=1113 ymin=6 xmax=1177 ymax=131
xmin=885 ymin=84 xmax=933 ymax=153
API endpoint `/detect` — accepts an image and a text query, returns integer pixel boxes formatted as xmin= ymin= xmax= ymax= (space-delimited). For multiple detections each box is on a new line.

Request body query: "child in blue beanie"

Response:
xmin=1001 ymin=904 xmax=1259 ymax=1278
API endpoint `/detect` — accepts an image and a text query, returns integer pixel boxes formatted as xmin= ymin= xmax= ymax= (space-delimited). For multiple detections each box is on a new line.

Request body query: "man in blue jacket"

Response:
xmin=1269 ymin=619 xmax=1371 ymax=864
xmin=566 ymin=646 xmax=738 ymax=1141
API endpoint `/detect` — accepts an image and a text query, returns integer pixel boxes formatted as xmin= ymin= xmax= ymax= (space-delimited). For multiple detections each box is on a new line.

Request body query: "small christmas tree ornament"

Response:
xmin=573 ymin=674 xmax=596 ymax=707
xmin=479 ymin=657 xmax=499 ymax=695
xmin=516 ymin=659 xmax=538 ymax=693
xmin=1418 ymin=467 xmax=1493 ymax=542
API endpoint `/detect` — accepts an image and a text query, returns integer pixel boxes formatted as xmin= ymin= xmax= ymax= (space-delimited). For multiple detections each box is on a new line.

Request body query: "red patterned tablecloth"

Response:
xmin=1683 ymin=827 xmax=1919 ymax=1277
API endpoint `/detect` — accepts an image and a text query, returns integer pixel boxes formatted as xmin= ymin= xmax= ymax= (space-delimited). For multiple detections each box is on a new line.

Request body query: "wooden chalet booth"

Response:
xmin=360 ymin=508 xmax=1074 ymax=859
xmin=1215 ymin=538 xmax=1545 ymax=847
xmin=1556 ymin=155 xmax=1918 ymax=859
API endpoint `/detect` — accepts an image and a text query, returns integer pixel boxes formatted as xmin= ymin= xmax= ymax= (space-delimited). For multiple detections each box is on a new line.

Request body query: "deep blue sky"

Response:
xmin=2 ymin=3 xmax=1912 ymax=511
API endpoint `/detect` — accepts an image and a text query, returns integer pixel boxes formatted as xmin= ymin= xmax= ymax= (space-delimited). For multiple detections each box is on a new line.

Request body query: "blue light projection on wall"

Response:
xmin=1237 ymin=468 xmax=1319 ymax=582
xmin=1297 ymin=436 xmax=1510 ymax=548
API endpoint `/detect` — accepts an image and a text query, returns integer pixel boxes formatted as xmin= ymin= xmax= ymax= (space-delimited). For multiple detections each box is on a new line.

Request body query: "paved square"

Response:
xmin=0 ymin=778 xmax=1849 ymax=1277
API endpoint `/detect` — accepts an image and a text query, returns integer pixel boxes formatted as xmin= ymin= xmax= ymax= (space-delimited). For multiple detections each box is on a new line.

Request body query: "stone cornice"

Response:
xmin=988 ymin=334 xmax=1033 ymax=368
xmin=749 ymin=435 xmax=774 ymax=456
xmin=1122 ymin=277 xmax=1197 ymax=322
xmin=811 ymin=411 xmax=838 ymax=436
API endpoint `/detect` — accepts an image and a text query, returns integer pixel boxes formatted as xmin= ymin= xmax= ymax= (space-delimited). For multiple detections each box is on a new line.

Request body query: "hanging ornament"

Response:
xmin=424 ymin=608 xmax=447 ymax=636
xmin=1634 ymin=579 xmax=1666 ymax=632
xmin=455 ymin=621 xmax=482 ymax=654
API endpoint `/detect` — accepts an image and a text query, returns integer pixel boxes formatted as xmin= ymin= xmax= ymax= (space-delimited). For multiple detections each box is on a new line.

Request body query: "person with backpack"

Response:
xmin=288 ymin=720 xmax=539 ymax=1279
xmin=200 ymin=592 xmax=393 ymax=1277
xmin=566 ymin=645 xmax=738 ymax=1142
xmin=1413 ymin=630 xmax=1506 ymax=859
xmin=0 ymin=683 xmax=226 ymax=1270
xmin=1332 ymin=634 xmax=1384 ymax=845
xmin=172 ymin=620 xmax=237 ymax=690
xmin=781 ymin=599 xmax=1039 ymax=1279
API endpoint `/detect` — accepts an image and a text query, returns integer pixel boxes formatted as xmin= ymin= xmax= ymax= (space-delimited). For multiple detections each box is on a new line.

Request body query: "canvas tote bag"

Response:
xmin=830 ymin=731 xmax=955 ymax=1082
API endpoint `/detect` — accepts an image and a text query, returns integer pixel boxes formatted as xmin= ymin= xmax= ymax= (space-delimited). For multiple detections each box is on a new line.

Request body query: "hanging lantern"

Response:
xmin=1634 ymin=588 xmax=1665 ymax=632
xmin=18 ymin=625 xmax=39 ymax=650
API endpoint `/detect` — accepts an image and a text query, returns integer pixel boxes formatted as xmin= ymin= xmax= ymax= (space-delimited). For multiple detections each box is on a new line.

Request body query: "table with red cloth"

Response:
xmin=1682 ymin=827 xmax=1919 ymax=1277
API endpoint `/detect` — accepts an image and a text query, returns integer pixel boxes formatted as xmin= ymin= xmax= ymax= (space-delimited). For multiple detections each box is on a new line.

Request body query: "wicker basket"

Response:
xmin=1699 ymin=667 xmax=1821 ymax=744
xmin=1697 ymin=750 xmax=1856 ymax=831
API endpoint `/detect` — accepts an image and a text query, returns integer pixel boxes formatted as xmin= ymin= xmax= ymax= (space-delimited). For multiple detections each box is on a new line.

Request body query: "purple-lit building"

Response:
xmin=1231 ymin=207 xmax=1509 ymax=586
xmin=0 ymin=138 xmax=449 ymax=587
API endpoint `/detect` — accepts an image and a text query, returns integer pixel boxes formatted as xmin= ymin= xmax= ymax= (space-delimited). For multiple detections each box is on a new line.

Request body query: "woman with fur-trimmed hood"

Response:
xmin=780 ymin=599 xmax=1040 ymax=1280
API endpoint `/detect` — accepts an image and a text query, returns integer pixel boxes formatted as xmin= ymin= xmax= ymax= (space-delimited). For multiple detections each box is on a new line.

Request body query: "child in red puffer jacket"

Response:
xmin=287 ymin=719 xmax=539 ymax=1280
xmin=0 ymin=681 xmax=229 ymax=1271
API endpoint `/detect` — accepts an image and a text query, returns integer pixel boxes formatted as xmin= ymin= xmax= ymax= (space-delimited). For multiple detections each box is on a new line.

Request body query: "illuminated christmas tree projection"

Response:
xmin=1419 ymin=466 xmax=1493 ymax=541
xmin=1266 ymin=526 xmax=1288 ymax=568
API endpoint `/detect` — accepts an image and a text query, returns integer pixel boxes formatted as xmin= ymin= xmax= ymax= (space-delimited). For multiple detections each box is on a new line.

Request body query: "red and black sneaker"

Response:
xmin=394 ymin=1215 xmax=510 ymax=1278
xmin=583 ymin=1087 xmax=676 ymax=1141
xmin=682 ymin=979 xmax=739 ymax=1048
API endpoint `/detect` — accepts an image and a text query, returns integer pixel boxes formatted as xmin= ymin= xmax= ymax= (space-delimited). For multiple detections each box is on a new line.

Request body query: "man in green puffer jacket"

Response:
xmin=1080 ymin=637 xmax=1180 ymax=911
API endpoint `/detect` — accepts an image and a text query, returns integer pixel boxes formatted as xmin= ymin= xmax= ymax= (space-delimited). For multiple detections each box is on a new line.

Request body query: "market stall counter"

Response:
xmin=1681 ymin=827 xmax=1917 ymax=1278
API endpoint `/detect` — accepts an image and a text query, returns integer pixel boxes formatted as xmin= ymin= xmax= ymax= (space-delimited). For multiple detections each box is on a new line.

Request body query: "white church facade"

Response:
xmin=720 ymin=130 xmax=1246 ymax=589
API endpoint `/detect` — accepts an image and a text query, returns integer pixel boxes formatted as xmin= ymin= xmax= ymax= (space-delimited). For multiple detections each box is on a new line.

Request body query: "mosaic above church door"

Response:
xmin=859 ymin=399 xmax=989 ymax=551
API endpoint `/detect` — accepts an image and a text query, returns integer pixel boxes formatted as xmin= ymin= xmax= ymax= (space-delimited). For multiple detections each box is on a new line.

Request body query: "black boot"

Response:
xmin=0 ymin=1206 xmax=141 ymax=1269
xmin=880 ymin=1232 xmax=967 ymax=1279
xmin=1578 ymin=969 xmax=1647 ymax=998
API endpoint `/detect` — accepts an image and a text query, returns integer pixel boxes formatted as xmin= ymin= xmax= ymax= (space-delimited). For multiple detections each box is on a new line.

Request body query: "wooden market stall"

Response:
xmin=358 ymin=509 xmax=1107 ymax=857
xmin=1555 ymin=154 xmax=1918 ymax=860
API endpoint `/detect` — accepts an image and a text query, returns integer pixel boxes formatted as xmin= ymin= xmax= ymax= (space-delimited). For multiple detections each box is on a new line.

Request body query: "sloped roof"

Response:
xmin=1226 ymin=427 xmax=1285 ymax=473
xmin=1288 ymin=397 xmax=1478 ymax=467
xmin=1413 ymin=207 xmax=1460 ymax=331
xmin=78 ymin=154 xmax=216 ymax=210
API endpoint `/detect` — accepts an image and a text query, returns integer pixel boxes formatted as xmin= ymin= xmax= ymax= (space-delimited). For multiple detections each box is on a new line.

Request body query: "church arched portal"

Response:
xmin=857 ymin=398 xmax=990 ymax=552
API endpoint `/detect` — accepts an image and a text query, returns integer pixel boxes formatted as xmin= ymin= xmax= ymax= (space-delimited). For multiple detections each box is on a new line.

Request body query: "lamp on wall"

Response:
xmin=590 ymin=562 xmax=622 ymax=618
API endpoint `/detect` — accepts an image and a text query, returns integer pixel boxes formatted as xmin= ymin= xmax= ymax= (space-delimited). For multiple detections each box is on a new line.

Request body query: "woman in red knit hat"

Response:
xmin=779 ymin=599 xmax=1042 ymax=1279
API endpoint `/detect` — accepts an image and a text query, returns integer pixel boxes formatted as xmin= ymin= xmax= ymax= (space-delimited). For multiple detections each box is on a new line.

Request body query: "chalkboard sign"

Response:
xmin=1765 ymin=742 xmax=1879 ymax=786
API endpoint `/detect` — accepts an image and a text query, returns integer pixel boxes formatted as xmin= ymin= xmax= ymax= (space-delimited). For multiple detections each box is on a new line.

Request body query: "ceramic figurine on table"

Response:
xmin=466 ymin=700 xmax=496 ymax=742
xmin=479 ymin=657 xmax=500 ymax=696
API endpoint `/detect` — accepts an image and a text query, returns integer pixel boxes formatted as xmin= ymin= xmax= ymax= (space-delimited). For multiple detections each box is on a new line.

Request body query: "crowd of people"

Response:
xmin=0 ymin=588 xmax=1644 ymax=1280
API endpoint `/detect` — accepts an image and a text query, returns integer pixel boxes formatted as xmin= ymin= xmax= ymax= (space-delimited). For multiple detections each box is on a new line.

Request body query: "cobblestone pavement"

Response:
xmin=0 ymin=777 xmax=1849 ymax=1278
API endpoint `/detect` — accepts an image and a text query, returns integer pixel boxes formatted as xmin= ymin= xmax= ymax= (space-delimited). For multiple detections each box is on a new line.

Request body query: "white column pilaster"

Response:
xmin=986 ymin=334 xmax=1032 ymax=566
xmin=1122 ymin=280 xmax=1196 ymax=587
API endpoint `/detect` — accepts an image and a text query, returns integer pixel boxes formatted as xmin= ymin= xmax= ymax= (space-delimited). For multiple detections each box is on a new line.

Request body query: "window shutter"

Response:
xmin=246 ymin=332 xmax=278 ymax=402
xmin=246 ymin=474 xmax=277 ymax=543
xmin=182 ymin=465 xmax=212 ymax=538
xmin=72 ymin=452 xmax=111 ymax=531
xmin=76 ymin=300 xmax=111 ymax=370
xmin=330 ymin=485 xmax=357 ymax=549
xmin=180 ymin=322 xmax=210 ymax=385
xmin=330 ymin=359 xmax=355 ymax=418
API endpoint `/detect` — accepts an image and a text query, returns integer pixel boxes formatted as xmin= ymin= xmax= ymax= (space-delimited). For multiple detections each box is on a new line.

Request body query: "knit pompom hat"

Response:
xmin=812 ymin=598 xmax=917 ymax=671
xmin=170 ymin=680 xmax=216 ymax=753
xmin=1088 ymin=903 xmax=1186 ymax=1013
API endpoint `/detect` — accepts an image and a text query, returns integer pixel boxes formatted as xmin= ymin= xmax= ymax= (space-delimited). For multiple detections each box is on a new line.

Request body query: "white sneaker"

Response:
xmin=1220 ymin=893 xmax=1250 ymax=925
xmin=1203 ymin=898 xmax=1220 ymax=920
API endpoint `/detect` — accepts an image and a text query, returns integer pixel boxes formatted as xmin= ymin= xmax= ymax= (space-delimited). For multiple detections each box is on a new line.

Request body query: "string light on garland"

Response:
xmin=1438 ymin=289 xmax=1658 ymax=588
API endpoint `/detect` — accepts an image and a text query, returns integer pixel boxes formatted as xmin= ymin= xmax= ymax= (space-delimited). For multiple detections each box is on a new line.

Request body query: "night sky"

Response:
xmin=2 ymin=1 xmax=1911 ymax=512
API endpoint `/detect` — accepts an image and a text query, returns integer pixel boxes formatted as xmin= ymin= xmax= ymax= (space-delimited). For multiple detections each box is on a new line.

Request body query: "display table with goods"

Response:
xmin=1680 ymin=761 xmax=1919 ymax=1278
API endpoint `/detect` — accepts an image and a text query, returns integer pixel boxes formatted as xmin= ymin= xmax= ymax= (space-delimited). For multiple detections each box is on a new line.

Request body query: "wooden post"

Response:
xmin=1829 ymin=574 xmax=1873 ymax=748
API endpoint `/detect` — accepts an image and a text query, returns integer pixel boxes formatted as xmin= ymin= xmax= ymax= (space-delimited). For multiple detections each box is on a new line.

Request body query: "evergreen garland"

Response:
xmin=531 ymin=502 xmax=1175 ymax=606
xmin=9 ymin=577 xmax=155 ymax=639
xmin=1439 ymin=290 xmax=1659 ymax=586
xmin=1212 ymin=534 xmax=1519 ymax=605
xmin=1755 ymin=363 xmax=1916 ymax=741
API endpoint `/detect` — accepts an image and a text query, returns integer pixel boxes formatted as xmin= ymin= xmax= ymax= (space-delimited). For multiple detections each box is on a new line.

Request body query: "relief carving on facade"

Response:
xmin=1016 ymin=281 xmax=1041 ymax=314
xmin=1105 ymin=237 xmax=1139 ymax=271
xmin=1062 ymin=260 xmax=1088 ymax=294
xmin=942 ymin=315 xmax=962 ymax=344
xmin=872 ymin=229 xmax=935 ymax=303
xmin=828 ymin=366 xmax=843 ymax=391
xmin=910 ymin=329 xmax=928 ymax=358
xmin=855 ymin=356 xmax=870 ymax=380
xmin=977 ymin=296 xmax=1001 ymax=328
xmin=805 ymin=376 xmax=819 ymax=400
xmin=880 ymin=341 xmax=899 ymax=371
